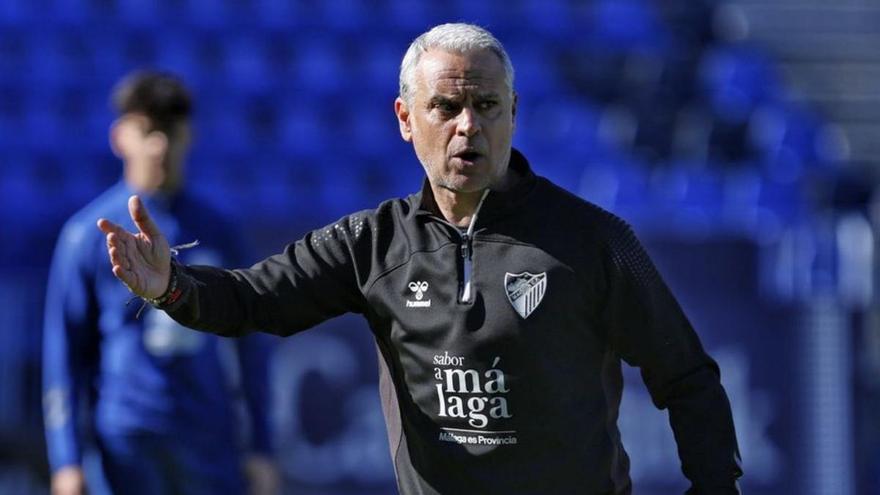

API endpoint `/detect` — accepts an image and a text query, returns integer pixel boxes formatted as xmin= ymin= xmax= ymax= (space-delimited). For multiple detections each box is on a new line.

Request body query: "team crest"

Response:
xmin=504 ymin=272 xmax=547 ymax=319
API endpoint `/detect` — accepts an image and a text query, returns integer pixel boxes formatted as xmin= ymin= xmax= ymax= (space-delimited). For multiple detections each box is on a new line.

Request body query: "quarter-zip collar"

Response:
xmin=407 ymin=148 xmax=539 ymax=224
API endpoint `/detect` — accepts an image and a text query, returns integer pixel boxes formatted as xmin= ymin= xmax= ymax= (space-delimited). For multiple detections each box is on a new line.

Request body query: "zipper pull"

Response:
xmin=461 ymin=233 xmax=470 ymax=259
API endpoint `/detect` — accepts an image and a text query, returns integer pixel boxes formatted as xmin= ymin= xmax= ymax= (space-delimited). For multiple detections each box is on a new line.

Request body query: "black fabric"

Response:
xmin=166 ymin=149 xmax=742 ymax=494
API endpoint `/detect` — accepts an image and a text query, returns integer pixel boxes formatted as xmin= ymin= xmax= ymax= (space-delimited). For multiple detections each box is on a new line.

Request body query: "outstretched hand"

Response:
xmin=97 ymin=195 xmax=171 ymax=300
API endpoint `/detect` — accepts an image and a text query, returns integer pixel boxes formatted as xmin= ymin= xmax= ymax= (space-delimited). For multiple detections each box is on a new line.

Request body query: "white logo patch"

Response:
xmin=504 ymin=272 xmax=547 ymax=319
xmin=407 ymin=281 xmax=431 ymax=308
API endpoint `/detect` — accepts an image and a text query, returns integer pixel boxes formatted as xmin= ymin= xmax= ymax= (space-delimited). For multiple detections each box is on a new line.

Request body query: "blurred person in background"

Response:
xmin=98 ymin=25 xmax=742 ymax=494
xmin=43 ymin=71 xmax=279 ymax=495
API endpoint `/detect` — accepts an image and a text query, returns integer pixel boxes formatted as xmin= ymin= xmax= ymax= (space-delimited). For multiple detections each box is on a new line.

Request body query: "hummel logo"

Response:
xmin=406 ymin=281 xmax=431 ymax=308
xmin=409 ymin=281 xmax=428 ymax=300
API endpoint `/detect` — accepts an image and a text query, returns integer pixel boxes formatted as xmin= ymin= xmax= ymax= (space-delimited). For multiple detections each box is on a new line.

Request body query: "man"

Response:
xmin=44 ymin=71 xmax=278 ymax=495
xmin=98 ymin=26 xmax=743 ymax=494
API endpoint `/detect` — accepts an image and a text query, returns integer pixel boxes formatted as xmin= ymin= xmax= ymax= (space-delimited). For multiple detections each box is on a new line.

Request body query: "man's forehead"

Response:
xmin=415 ymin=49 xmax=507 ymax=93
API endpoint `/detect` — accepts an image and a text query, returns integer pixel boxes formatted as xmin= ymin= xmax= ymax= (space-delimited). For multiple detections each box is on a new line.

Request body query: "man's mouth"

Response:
xmin=452 ymin=150 xmax=483 ymax=163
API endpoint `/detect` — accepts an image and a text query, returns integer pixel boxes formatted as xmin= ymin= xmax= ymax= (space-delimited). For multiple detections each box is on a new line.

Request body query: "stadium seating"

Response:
xmin=0 ymin=0 xmax=827 ymax=266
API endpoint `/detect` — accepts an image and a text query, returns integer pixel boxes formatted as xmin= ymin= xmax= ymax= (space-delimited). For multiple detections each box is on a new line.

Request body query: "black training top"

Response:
xmin=165 ymin=149 xmax=743 ymax=494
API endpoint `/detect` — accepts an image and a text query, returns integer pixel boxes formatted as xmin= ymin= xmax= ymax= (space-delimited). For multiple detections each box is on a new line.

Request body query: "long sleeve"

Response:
xmin=42 ymin=222 xmax=98 ymax=473
xmin=600 ymin=216 xmax=743 ymax=493
xmin=165 ymin=214 xmax=372 ymax=337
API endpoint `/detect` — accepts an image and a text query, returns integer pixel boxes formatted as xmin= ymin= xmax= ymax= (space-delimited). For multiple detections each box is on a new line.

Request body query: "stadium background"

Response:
xmin=1 ymin=0 xmax=879 ymax=494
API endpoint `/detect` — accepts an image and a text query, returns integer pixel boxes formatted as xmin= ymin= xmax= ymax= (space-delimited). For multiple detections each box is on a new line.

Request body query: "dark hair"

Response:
xmin=111 ymin=70 xmax=192 ymax=133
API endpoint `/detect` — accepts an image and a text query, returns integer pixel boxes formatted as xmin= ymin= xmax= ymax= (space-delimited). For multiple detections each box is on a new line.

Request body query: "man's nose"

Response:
xmin=455 ymin=107 xmax=481 ymax=137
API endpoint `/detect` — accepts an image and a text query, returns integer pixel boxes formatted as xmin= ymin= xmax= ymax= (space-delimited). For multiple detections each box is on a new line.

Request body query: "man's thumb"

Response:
xmin=128 ymin=195 xmax=161 ymax=239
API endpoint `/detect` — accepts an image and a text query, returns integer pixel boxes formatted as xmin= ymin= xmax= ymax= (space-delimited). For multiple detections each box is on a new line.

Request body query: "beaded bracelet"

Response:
xmin=127 ymin=240 xmax=199 ymax=319
xmin=146 ymin=262 xmax=182 ymax=307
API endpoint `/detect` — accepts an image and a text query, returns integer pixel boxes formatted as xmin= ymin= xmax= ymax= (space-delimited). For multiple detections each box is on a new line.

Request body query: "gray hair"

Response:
xmin=399 ymin=23 xmax=515 ymax=104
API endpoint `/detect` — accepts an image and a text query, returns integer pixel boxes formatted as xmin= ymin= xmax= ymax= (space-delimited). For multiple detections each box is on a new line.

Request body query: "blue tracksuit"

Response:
xmin=43 ymin=181 xmax=272 ymax=495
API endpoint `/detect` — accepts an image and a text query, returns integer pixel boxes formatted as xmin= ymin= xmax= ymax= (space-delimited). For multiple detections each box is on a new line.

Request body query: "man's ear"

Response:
xmin=511 ymin=91 xmax=518 ymax=132
xmin=109 ymin=118 xmax=125 ymax=159
xmin=394 ymin=97 xmax=413 ymax=142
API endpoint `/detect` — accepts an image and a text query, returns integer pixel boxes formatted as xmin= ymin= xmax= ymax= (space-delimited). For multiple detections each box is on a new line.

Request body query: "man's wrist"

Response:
xmin=146 ymin=262 xmax=183 ymax=307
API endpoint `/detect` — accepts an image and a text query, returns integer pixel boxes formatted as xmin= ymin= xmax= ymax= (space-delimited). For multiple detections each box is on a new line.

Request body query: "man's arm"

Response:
xmin=43 ymin=221 xmax=98 ymax=495
xmin=98 ymin=195 xmax=369 ymax=337
xmin=601 ymin=216 xmax=743 ymax=493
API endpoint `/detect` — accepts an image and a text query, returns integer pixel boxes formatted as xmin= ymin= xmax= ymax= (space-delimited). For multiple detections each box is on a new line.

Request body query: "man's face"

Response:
xmin=112 ymin=115 xmax=191 ymax=191
xmin=395 ymin=48 xmax=516 ymax=194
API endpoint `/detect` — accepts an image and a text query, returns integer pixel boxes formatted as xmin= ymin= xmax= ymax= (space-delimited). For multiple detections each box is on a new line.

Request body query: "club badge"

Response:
xmin=504 ymin=272 xmax=547 ymax=319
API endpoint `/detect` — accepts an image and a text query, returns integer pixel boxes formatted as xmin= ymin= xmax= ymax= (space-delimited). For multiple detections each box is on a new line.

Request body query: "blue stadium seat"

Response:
xmin=242 ymin=92 xmax=282 ymax=145
xmin=531 ymin=151 xmax=584 ymax=194
xmin=0 ymin=162 xmax=40 ymax=261
xmin=120 ymin=32 xmax=159 ymax=70
xmin=150 ymin=34 xmax=201 ymax=89
xmin=587 ymin=0 xmax=669 ymax=53
xmin=749 ymin=102 xmax=827 ymax=179
xmin=25 ymin=33 xmax=67 ymax=86
xmin=504 ymin=40 xmax=565 ymax=98
xmin=758 ymin=174 xmax=804 ymax=225
xmin=316 ymin=155 xmax=374 ymax=218
xmin=115 ymin=0 xmax=164 ymax=28
xmin=698 ymin=44 xmax=784 ymax=124
xmin=577 ymin=150 xmax=648 ymax=215
xmin=0 ymin=30 xmax=27 ymax=83
xmin=556 ymin=49 xmax=629 ymax=104
xmin=0 ymin=0 xmax=36 ymax=27
xmin=355 ymin=38 xmax=402 ymax=94
xmin=237 ymin=154 xmax=295 ymax=216
xmin=655 ymin=162 xmax=724 ymax=233
xmin=277 ymin=97 xmax=329 ymax=157
xmin=680 ymin=164 xmax=724 ymax=211
xmin=517 ymin=0 xmax=575 ymax=39
xmin=293 ymin=37 xmax=346 ymax=95
xmin=253 ymin=0 xmax=307 ymax=31
xmin=87 ymin=33 xmax=128 ymax=82
xmin=45 ymin=0 xmax=91 ymax=26
xmin=222 ymin=35 xmax=274 ymax=93
xmin=315 ymin=0 xmax=371 ymax=33
xmin=183 ymin=0 xmax=229 ymax=30
xmin=632 ymin=100 xmax=678 ymax=162
xmin=447 ymin=0 xmax=522 ymax=32
xmin=10 ymin=155 xmax=71 ymax=226
xmin=578 ymin=161 xmax=621 ymax=211
xmin=655 ymin=0 xmax=715 ymax=48
xmin=0 ymin=82 xmax=24 ymax=150
xmin=719 ymin=166 xmax=766 ymax=234
xmin=516 ymin=95 xmax=603 ymax=159
xmin=53 ymin=86 xmax=111 ymax=155
xmin=346 ymin=101 xmax=401 ymax=159
xmin=23 ymin=96 xmax=65 ymax=154
xmin=382 ymin=0 xmax=439 ymax=33
xmin=197 ymin=100 xmax=252 ymax=155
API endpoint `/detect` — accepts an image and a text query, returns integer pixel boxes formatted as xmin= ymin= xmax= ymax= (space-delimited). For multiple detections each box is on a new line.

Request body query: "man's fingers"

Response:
xmin=106 ymin=232 xmax=123 ymax=250
xmin=97 ymin=218 xmax=127 ymax=237
xmin=108 ymin=246 xmax=130 ymax=270
xmin=128 ymin=195 xmax=162 ymax=239
xmin=111 ymin=265 xmax=137 ymax=289
xmin=106 ymin=233 xmax=132 ymax=265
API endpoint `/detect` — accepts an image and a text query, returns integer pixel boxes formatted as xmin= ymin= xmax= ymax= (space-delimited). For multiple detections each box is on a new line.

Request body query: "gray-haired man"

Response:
xmin=98 ymin=24 xmax=743 ymax=494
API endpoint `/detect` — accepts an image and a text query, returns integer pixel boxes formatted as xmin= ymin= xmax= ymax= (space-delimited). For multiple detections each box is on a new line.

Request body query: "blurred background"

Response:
xmin=1 ymin=0 xmax=879 ymax=494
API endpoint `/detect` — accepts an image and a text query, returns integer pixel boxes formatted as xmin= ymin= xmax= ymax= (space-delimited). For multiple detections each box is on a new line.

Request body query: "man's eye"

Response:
xmin=436 ymin=102 xmax=457 ymax=113
xmin=477 ymin=101 xmax=498 ymax=110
